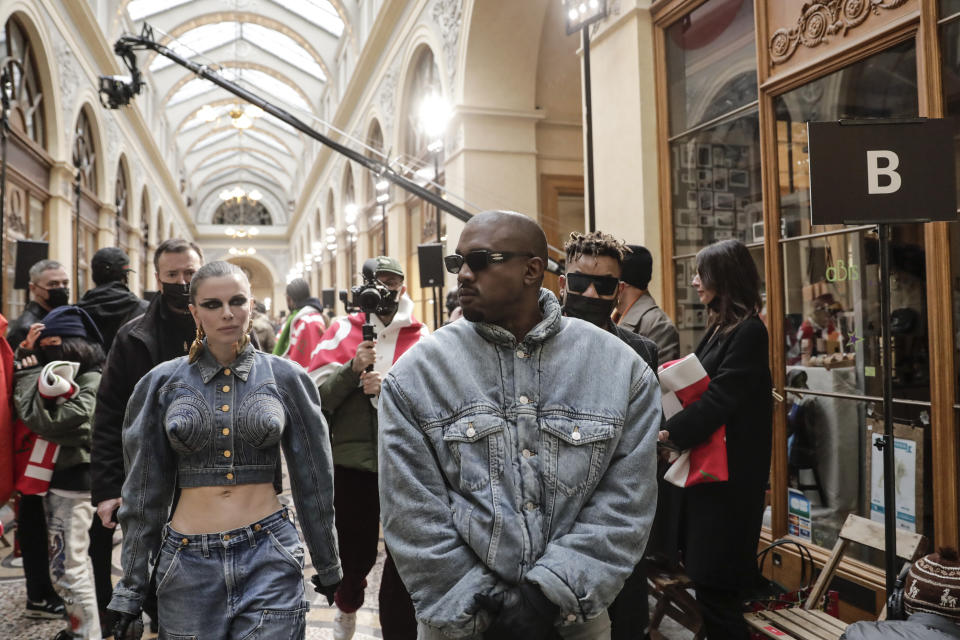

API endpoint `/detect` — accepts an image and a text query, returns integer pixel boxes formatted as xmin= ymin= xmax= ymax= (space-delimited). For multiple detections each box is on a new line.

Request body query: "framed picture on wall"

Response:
xmin=715 ymin=192 xmax=735 ymax=211
xmin=715 ymin=210 xmax=735 ymax=228
xmin=736 ymin=212 xmax=748 ymax=227
xmin=675 ymin=261 xmax=686 ymax=285
xmin=675 ymin=304 xmax=686 ymax=329
xmin=675 ymin=227 xmax=688 ymax=241
xmin=677 ymin=209 xmax=698 ymax=227
xmin=684 ymin=307 xmax=696 ymax=328
xmin=752 ymin=221 xmax=765 ymax=242
xmin=738 ymin=196 xmax=752 ymax=210
xmin=712 ymin=168 xmax=728 ymax=191
xmin=686 ymin=190 xmax=699 ymax=209
xmin=715 ymin=229 xmax=734 ymax=241
xmin=689 ymin=227 xmax=704 ymax=241
xmin=698 ymin=212 xmax=714 ymax=227
xmin=712 ymin=145 xmax=725 ymax=167
xmin=697 ymin=144 xmax=712 ymax=167
xmin=697 ymin=168 xmax=713 ymax=188
xmin=694 ymin=307 xmax=707 ymax=327
xmin=698 ymin=191 xmax=713 ymax=213
xmin=729 ymin=169 xmax=749 ymax=188
xmin=681 ymin=143 xmax=696 ymax=168
xmin=681 ymin=169 xmax=696 ymax=185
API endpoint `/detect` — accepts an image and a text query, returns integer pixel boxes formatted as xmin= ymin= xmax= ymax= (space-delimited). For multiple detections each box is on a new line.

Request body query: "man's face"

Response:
xmin=155 ymin=250 xmax=202 ymax=287
xmin=376 ymin=272 xmax=405 ymax=297
xmin=454 ymin=222 xmax=535 ymax=325
xmin=559 ymin=255 xmax=624 ymax=302
xmin=29 ymin=267 xmax=70 ymax=306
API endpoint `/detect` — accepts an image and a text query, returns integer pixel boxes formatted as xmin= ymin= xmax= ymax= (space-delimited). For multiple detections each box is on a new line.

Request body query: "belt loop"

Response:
xmin=201 ymin=534 xmax=210 ymax=558
xmin=245 ymin=525 xmax=257 ymax=548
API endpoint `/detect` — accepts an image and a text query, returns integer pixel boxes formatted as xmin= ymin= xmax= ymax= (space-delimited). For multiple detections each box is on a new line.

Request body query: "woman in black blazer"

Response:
xmin=661 ymin=239 xmax=773 ymax=640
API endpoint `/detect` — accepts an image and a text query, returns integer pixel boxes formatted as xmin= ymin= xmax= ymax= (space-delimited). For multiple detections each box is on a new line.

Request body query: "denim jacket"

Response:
xmin=108 ymin=343 xmax=341 ymax=616
xmin=379 ymin=289 xmax=660 ymax=637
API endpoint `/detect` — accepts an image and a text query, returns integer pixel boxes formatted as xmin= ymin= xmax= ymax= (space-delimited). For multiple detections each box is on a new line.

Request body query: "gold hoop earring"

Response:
xmin=188 ymin=326 xmax=206 ymax=363
xmin=235 ymin=319 xmax=252 ymax=357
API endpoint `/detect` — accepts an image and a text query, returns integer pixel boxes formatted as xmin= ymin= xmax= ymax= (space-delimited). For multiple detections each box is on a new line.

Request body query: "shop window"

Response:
xmin=943 ymin=0 xmax=960 ymax=19
xmin=664 ymin=0 xmax=757 ymax=137
xmin=776 ymin=40 xmax=932 ymax=554
xmin=0 ymin=17 xmax=45 ymax=146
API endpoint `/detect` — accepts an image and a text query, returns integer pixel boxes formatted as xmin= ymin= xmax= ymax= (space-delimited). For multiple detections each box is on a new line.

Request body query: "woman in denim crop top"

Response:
xmin=108 ymin=261 xmax=342 ymax=639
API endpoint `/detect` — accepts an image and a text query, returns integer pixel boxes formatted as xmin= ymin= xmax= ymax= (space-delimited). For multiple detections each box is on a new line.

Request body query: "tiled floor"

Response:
xmin=0 ymin=496 xmax=692 ymax=640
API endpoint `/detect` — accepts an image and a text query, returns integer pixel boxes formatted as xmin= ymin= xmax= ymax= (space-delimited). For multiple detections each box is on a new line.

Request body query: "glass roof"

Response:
xmin=197 ymin=148 xmax=285 ymax=173
xmin=242 ymin=24 xmax=326 ymax=80
xmin=205 ymin=166 xmax=284 ymax=188
xmin=272 ymin=0 xmax=344 ymax=37
xmin=168 ymin=67 xmax=310 ymax=111
xmin=150 ymin=23 xmax=238 ymax=72
xmin=127 ymin=0 xmax=192 ymax=21
xmin=191 ymin=129 xmax=235 ymax=152
xmin=244 ymin=129 xmax=287 ymax=152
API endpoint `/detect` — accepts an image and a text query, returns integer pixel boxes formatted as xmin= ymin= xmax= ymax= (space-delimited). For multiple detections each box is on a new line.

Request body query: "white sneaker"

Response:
xmin=333 ymin=609 xmax=356 ymax=640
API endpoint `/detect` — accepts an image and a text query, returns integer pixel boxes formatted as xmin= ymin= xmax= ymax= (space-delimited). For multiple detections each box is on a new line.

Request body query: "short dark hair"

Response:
xmin=564 ymin=231 xmax=628 ymax=267
xmin=696 ymin=239 xmax=762 ymax=334
xmin=59 ymin=336 xmax=106 ymax=372
xmin=154 ymin=238 xmax=203 ymax=272
xmin=286 ymin=278 xmax=310 ymax=306
xmin=29 ymin=260 xmax=64 ymax=282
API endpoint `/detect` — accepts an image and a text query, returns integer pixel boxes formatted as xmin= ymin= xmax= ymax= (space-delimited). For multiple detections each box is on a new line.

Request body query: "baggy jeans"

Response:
xmin=46 ymin=492 xmax=101 ymax=640
xmin=416 ymin=610 xmax=612 ymax=640
xmin=155 ymin=508 xmax=309 ymax=639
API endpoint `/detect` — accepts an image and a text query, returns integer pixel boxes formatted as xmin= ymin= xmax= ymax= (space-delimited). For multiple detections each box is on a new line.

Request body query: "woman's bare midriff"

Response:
xmin=170 ymin=483 xmax=282 ymax=534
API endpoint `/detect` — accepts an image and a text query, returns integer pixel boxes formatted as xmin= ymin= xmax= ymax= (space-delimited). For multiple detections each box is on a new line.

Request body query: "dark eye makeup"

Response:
xmin=198 ymin=295 xmax=248 ymax=310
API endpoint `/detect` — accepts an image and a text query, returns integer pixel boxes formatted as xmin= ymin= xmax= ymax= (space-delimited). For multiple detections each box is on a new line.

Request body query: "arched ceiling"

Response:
xmin=125 ymin=0 xmax=349 ymax=229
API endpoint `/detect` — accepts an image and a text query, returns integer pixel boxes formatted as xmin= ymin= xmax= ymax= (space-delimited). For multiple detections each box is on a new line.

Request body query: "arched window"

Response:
xmin=212 ymin=199 xmax=272 ymax=225
xmin=73 ymin=108 xmax=100 ymax=293
xmin=325 ymin=190 xmax=337 ymax=289
xmin=140 ymin=189 xmax=150 ymax=292
xmin=115 ymin=157 xmax=131 ymax=257
xmin=343 ymin=164 xmax=358 ymax=286
xmin=366 ymin=119 xmax=386 ymax=256
xmin=1 ymin=15 xmax=50 ymax=318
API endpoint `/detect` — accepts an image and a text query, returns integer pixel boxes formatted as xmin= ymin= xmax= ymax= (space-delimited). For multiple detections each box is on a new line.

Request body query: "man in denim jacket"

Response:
xmin=379 ymin=211 xmax=661 ymax=640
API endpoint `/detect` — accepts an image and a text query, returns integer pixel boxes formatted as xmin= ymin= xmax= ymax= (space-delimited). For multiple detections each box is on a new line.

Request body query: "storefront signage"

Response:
xmin=807 ymin=119 xmax=957 ymax=225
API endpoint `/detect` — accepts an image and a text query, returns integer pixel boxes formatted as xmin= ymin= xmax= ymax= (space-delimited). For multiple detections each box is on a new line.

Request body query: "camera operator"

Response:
xmin=306 ymin=256 xmax=428 ymax=640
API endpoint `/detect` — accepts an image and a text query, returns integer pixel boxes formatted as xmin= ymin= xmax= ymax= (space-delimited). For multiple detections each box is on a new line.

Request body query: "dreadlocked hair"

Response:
xmin=564 ymin=230 xmax=629 ymax=266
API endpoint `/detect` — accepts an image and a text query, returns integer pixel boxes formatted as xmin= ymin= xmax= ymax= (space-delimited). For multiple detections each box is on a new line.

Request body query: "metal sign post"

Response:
xmin=808 ymin=118 xmax=957 ymax=595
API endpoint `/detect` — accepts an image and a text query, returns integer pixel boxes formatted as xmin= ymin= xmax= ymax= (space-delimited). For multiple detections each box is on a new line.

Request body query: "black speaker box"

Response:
xmin=321 ymin=288 xmax=336 ymax=310
xmin=418 ymin=243 xmax=444 ymax=288
xmin=14 ymin=240 xmax=49 ymax=289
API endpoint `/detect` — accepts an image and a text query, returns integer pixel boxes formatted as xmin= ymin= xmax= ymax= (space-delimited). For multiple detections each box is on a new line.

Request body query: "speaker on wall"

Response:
xmin=14 ymin=240 xmax=49 ymax=289
xmin=418 ymin=243 xmax=444 ymax=288
xmin=321 ymin=288 xmax=336 ymax=310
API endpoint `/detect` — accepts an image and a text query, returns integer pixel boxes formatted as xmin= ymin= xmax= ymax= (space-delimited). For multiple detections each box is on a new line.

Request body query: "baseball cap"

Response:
xmin=374 ymin=256 xmax=404 ymax=278
xmin=91 ymin=247 xmax=132 ymax=284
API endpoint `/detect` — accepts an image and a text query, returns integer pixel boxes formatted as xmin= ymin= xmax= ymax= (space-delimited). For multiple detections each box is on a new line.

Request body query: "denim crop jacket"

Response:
xmin=108 ymin=343 xmax=341 ymax=616
xmin=378 ymin=289 xmax=661 ymax=637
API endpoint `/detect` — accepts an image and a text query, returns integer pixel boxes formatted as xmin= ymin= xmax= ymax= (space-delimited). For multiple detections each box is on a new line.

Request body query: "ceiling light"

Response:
xmin=326 ymin=226 xmax=336 ymax=235
xmin=231 ymin=110 xmax=253 ymax=130
xmin=376 ymin=179 xmax=390 ymax=192
xmin=418 ymin=93 xmax=451 ymax=141
xmin=245 ymin=104 xmax=265 ymax=119
xmin=198 ymin=104 xmax=218 ymax=123
xmin=248 ymin=189 xmax=263 ymax=201
xmin=247 ymin=227 xmax=260 ymax=236
xmin=224 ymin=227 xmax=236 ymax=236
xmin=344 ymin=203 xmax=359 ymax=223
xmin=376 ymin=193 xmax=389 ymax=204
xmin=346 ymin=224 xmax=358 ymax=234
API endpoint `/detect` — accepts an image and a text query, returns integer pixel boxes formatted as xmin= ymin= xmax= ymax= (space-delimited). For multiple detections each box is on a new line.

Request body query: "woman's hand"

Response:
xmin=21 ymin=323 xmax=44 ymax=351
xmin=658 ymin=430 xmax=670 ymax=442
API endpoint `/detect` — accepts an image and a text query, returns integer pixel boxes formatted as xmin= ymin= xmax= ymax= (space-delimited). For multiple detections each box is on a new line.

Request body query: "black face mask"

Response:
xmin=376 ymin=289 xmax=400 ymax=318
xmin=161 ymin=282 xmax=191 ymax=312
xmin=562 ymin=292 xmax=616 ymax=329
xmin=39 ymin=345 xmax=64 ymax=363
xmin=46 ymin=287 xmax=69 ymax=309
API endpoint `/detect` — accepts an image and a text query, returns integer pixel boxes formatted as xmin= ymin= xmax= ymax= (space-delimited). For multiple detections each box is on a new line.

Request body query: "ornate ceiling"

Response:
xmin=123 ymin=0 xmax=348 ymax=226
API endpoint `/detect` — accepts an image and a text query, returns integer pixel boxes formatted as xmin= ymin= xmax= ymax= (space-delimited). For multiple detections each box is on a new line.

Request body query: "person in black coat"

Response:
xmin=78 ymin=248 xmax=149 ymax=352
xmin=660 ymin=239 xmax=773 ymax=640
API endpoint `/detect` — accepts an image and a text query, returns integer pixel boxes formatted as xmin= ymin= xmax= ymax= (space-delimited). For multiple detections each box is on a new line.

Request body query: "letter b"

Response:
xmin=866 ymin=150 xmax=902 ymax=194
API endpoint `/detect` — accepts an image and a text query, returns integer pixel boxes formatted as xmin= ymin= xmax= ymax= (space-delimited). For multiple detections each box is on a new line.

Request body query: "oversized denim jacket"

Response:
xmin=378 ymin=289 xmax=660 ymax=637
xmin=108 ymin=343 xmax=341 ymax=616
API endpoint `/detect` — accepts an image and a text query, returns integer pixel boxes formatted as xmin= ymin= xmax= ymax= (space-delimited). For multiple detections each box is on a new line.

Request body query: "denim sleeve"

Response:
xmin=526 ymin=364 xmax=661 ymax=620
xmin=108 ymin=372 xmax=177 ymax=616
xmin=278 ymin=365 xmax=342 ymax=585
xmin=378 ymin=375 xmax=500 ymax=637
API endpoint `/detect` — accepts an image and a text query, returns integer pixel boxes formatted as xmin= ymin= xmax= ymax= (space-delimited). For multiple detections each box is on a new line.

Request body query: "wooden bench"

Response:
xmin=744 ymin=514 xmax=928 ymax=640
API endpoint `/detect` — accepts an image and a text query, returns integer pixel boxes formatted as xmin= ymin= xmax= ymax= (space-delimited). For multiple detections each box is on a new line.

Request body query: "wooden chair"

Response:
xmin=745 ymin=514 xmax=928 ymax=640
xmin=647 ymin=565 xmax=704 ymax=640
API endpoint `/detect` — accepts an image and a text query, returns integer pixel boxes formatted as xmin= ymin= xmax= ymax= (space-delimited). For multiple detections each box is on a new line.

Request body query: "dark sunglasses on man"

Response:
xmin=444 ymin=250 xmax=534 ymax=274
xmin=565 ymin=272 xmax=620 ymax=296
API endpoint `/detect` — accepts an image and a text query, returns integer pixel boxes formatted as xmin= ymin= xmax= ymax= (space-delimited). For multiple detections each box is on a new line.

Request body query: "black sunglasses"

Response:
xmin=444 ymin=250 xmax=533 ymax=274
xmin=565 ymin=272 xmax=620 ymax=296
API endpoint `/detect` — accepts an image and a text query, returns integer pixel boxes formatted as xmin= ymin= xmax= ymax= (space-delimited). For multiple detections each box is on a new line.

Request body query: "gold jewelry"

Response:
xmin=188 ymin=326 xmax=206 ymax=363
xmin=234 ymin=319 xmax=253 ymax=357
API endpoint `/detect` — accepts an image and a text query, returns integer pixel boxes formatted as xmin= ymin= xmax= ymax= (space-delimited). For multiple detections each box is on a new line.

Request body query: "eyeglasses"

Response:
xmin=565 ymin=272 xmax=620 ymax=296
xmin=443 ymin=250 xmax=533 ymax=274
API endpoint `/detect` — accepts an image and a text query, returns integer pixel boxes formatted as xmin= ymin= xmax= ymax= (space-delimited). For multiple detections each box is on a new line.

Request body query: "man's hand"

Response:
xmin=311 ymin=575 xmax=340 ymax=606
xmin=111 ymin=611 xmax=143 ymax=639
xmin=351 ymin=340 xmax=376 ymax=374
xmin=97 ymin=497 xmax=123 ymax=529
xmin=361 ymin=371 xmax=382 ymax=396
xmin=474 ymin=583 xmax=560 ymax=640
xmin=21 ymin=323 xmax=44 ymax=351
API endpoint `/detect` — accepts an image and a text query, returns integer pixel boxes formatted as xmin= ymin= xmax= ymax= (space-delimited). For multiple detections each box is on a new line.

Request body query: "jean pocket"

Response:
xmin=541 ymin=416 xmax=618 ymax=497
xmin=154 ymin=547 xmax=182 ymax=595
xmin=267 ymin=529 xmax=305 ymax=571
xmin=442 ymin=415 xmax=505 ymax=492
xmin=239 ymin=605 xmax=308 ymax=640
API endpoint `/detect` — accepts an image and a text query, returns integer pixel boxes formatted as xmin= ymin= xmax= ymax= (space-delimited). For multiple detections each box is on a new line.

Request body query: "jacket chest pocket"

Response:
xmin=442 ymin=415 xmax=505 ymax=492
xmin=236 ymin=393 xmax=285 ymax=449
xmin=541 ymin=417 xmax=618 ymax=497
xmin=165 ymin=394 xmax=214 ymax=455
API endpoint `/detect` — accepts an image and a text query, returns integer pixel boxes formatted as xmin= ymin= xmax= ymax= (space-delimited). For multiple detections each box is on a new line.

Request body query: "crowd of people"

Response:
xmin=4 ymin=212 xmax=954 ymax=640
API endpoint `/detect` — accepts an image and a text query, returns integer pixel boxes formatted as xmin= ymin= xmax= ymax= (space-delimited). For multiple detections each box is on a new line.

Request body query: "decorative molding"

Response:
xmin=769 ymin=0 xmax=910 ymax=66
xmin=376 ymin=57 xmax=400 ymax=135
xmin=431 ymin=0 xmax=463 ymax=91
xmin=55 ymin=41 xmax=79 ymax=125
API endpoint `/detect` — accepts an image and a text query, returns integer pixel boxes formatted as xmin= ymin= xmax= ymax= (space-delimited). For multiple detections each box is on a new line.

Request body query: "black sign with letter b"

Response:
xmin=807 ymin=119 xmax=957 ymax=225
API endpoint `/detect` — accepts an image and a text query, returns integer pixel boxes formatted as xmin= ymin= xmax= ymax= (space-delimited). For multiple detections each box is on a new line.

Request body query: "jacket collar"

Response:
xmin=472 ymin=288 xmax=562 ymax=347
xmin=622 ymin=292 xmax=657 ymax=324
xmin=908 ymin=612 xmax=960 ymax=635
xmin=195 ymin=341 xmax=256 ymax=383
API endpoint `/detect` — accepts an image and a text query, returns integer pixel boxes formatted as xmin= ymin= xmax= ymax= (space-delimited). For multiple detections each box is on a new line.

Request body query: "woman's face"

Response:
xmin=691 ymin=271 xmax=716 ymax=306
xmin=189 ymin=274 xmax=253 ymax=349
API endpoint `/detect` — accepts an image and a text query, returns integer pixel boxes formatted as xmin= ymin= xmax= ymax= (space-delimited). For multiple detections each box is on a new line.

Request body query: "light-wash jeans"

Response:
xmin=417 ymin=611 xmax=612 ymax=640
xmin=155 ymin=508 xmax=309 ymax=639
xmin=46 ymin=491 xmax=100 ymax=640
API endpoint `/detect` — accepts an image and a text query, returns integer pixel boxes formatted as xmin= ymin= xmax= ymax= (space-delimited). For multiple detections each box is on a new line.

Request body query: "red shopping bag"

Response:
xmin=658 ymin=354 xmax=728 ymax=487
xmin=13 ymin=419 xmax=59 ymax=495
